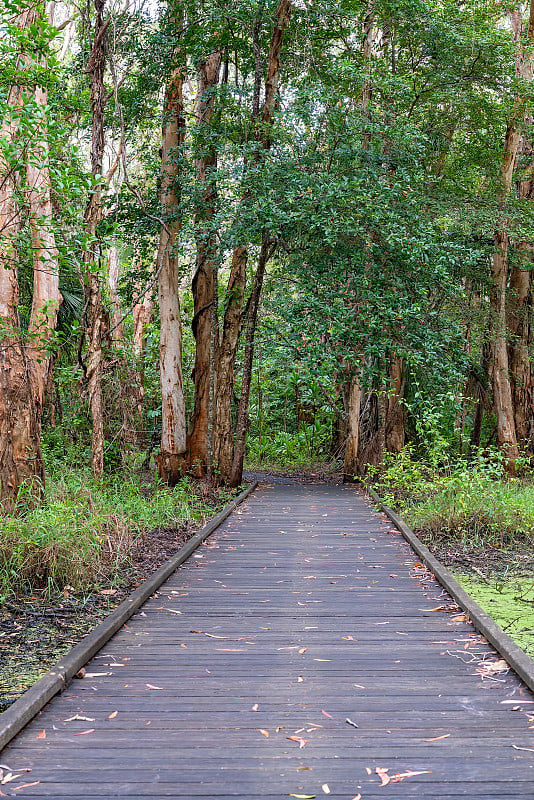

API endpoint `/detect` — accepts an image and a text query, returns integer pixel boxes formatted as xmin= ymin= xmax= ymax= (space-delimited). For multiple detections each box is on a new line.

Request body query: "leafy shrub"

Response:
xmin=0 ymin=472 xmax=210 ymax=598
xmin=370 ymin=447 xmax=534 ymax=548
xmin=246 ymin=420 xmax=332 ymax=468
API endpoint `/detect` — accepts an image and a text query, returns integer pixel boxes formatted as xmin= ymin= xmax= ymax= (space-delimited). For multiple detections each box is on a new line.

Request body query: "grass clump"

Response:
xmin=370 ymin=446 xmax=534 ymax=548
xmin=0 ymin=471 xmax=217 ymax=599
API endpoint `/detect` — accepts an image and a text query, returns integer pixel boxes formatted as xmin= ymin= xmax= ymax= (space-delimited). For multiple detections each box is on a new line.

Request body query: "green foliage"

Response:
xmin=0 ymin=470 xmax=215 ymax=598
xmin=247 ymin=420 xmax=333 ymax=469
xmin=371 ymin=447 xmax=534 ymax=547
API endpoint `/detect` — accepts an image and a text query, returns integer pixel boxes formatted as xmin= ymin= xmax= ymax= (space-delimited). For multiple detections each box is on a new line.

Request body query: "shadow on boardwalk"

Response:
xmin=1 ymin=483 xmax=533 ymax=798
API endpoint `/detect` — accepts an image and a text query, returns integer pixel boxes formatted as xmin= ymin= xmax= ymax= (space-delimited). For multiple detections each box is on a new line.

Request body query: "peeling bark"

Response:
xmin=385 ymin=356 xmax=405 ymax=453
xmin=155 ymin=46 xmax=187 ymax=486
xmin=187 ymin=50 xmax=221 ymax=477
xmin=343 ymin=373 xmax=362 ymax=481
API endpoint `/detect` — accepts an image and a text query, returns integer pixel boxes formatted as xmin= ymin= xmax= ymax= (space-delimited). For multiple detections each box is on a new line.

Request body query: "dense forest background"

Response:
xmin=2 ymin=0 xmax=534 ymax=603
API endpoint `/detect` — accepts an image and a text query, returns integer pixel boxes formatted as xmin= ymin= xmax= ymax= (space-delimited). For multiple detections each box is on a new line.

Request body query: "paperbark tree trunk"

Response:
xmin=0 ymin=7 xmax=61 ymax=508
xmin=490 ymin=3 xmax=534 ymax=470
xmin=0 ymin=78 xmax=45 ymax=509
xmin=187 ymin=51 xmax=221 ymax=477
xmin=385 ymin=356 xmax=405 ymax=453
xmin=84 ymin=0 xmax=108 ymax=479
xmin=343 ymin=373 xmax=362 ymax=481
xmin=155 ymin=48 xmax=187 ymax=486
xmin=507 ymin=6 xmax=534 ymax=452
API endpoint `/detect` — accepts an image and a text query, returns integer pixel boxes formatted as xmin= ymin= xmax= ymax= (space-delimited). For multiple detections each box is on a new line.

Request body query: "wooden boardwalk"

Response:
xmin=2 ymin=482 xmax=534 ymax=798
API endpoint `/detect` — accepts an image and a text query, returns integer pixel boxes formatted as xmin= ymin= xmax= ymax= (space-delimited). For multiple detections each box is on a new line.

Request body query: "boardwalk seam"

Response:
xmin=366 ymin=484 xmax=534 ymax=693
xmin=0 ymin=482 xmax=258 ymax=753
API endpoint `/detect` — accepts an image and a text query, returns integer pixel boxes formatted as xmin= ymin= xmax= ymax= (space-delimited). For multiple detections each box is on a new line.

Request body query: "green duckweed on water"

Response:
xmin=454 ymin=574 xmax=534 ymax=658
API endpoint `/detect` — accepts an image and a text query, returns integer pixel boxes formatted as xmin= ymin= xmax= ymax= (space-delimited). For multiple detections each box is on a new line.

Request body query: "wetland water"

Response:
xmin=454 ymin=574 xmax=534 ymax=658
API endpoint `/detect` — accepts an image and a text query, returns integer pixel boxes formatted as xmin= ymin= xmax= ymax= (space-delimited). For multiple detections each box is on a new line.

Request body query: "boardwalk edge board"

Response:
xmin=0 ymin=481 xmax=258 ymax=753
xmin=366 ymin=484 xmax=534 ymax=693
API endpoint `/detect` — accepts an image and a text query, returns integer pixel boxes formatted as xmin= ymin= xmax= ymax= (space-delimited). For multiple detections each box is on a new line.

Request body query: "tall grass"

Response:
xmin=370 ymin=447 xmax=534 ymax=548
xmin=0 ymin=471 xmax=214 ymax=598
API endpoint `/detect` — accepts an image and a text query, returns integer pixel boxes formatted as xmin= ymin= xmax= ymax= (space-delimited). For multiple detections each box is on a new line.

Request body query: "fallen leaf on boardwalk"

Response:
xmin=258 ymin=729 xmax=270 ymax=738
xmin=321 ymin=710 xmax=333 ymax=719
xmin=276 ymin=726 xmax=285 ymax=732
xmin=146 ymin=684 xmax=164 ymax=690
xmin=476 ymin=659 xmax=509 ymax=676
xmin=321 ymin=784 xmax=330 ymax=794
xmin=14 ymin=782 xmax=40 ymax=791
xmin=108 ymin=711 xmax=118 ymax=719
xmin=166 ymin=609 xmax=182 ymax=615
xmin=391 ymin=770 xmax=431 ymax=783
xmin=376 ymin=767 xmax=391 ymax=786
xmin=204 ymin=633 xmax=227 ymax=639
xmin=314 ymin=659 xmax=331 ymax=662
xmin=501 ymin=700 xmax=534 ymax=704
xmin=252 ymin=704 xmax=259 ymax=712
xmin=297 ymin=766 xmax=311 ymax=771
xmin=64 ymin=715 xmax=95 ymax=723
xmin=451 ymin=615 xmax=468 ymax=622
xmin=512 ymin=745 xmax=534 ymax=752
xmin=287 ymin=736 xmax=308 ymax=748
xmin=37 ymin=730 xmax=46 ymax=740
xmin=1 ymin=774 xmax=21 ymax=785
xmin=297 ymin=676 xmax=304 ymax=683
xmin=342 ymin=636 xmax=354 ymax=641
xmin=73 ymin=729 xmax=95 ymax=736
xmin=365 ymin=768 xmax=372 ymax=775
xmin=84 ymin=672 xmax=110 ymax=678
xmin=419 ymin=606 xmax=448 ymax=612
xmin=299 ymin=648 xmax=308 ymax=654
xmin=351 ymin=795 xmax=362 ymax=800
xmin=290 ymin=795 xmax=315 ymax=798
xmin=424 ymin=734 xmax=450 ymax=742
xmin=353 ymin=684 xmax=366 ymax=689
xmin=75 ymin=668 xmax=86 ymax=679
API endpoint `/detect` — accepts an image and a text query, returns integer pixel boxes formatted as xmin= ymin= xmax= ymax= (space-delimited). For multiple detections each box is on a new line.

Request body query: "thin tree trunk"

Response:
xmin=84 ymin=0 xmax=108 ymax=479
xmin=187 ymin=50 xmax=221 ymax=477
xmin=212 ymin=245 xmax=248 ymax=481
xmin=227 ymin=0 xmax=293 ymax=487
xmin=490 ymin=2 xmax=534 ymax=470
xmin=155 ymin=53 xmax=187 ymax=485
xmin=507 ymin=5 xmax=534 ymax=451
xmin=107 ymin=243 xmax=123 ymax=343
xmin=343 ymin=373 xmax=362 ymax=481
xmin=229 ymin=237 xmax=272 ymax=487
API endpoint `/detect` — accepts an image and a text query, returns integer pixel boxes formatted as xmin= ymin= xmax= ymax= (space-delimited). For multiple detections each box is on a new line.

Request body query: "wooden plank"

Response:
xmin=1 ymin=482 xmax=534 ymax=800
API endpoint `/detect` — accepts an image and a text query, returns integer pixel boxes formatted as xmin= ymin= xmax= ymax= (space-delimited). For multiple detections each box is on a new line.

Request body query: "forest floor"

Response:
xmin=0 ymin=482 xmax=233 ymax=713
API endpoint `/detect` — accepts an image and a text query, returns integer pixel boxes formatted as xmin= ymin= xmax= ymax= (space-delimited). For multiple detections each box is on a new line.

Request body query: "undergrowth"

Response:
xmin=0 ymin=470 xmax=227 ymax=599
xmin=369 ymin=446 xmax=534 ymax=548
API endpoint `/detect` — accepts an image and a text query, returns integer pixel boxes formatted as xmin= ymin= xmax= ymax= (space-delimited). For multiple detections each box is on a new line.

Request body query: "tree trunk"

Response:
xmin=490 ymin=2 xmax=534 ymax=469
xmin=107 ymin=243 xmax=123 ymax=343
xmin=212 ymin=245 xmax=248 ymax=481
xmin=385 ymin=356 xmax=405 ymax=453
xmin=84 ymin=0 xmax=108 ymax=480
xmin=491 ymin=119 xmax=520 ymax=470
xmin=225 ymin=0 xmax=293 ymax=487
xmin=0 ymin=9 xmax=57 ymax=508
xmin=187 ymin=50 xmax=221 ymax=477
xmin=155 ymin=55 xmax=187 ymax=486
xmin=229 ymin=237 xmax=272 ymax=487
xmin=343 ymin=373 xmax=362 ymax=481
